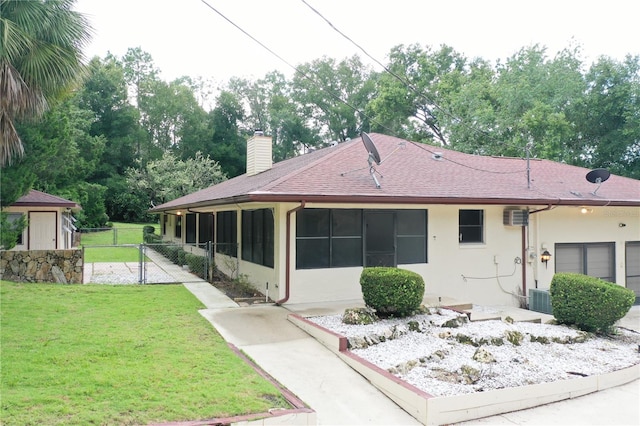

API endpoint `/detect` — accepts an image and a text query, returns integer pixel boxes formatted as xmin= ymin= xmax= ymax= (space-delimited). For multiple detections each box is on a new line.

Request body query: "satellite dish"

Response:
xmin=586 ymin=168 xmax=610 ymax=184
xmin=585 ymin=168 xmax=610 ymax=195
xmin=361 ymin=132 xmax=381 ymax=165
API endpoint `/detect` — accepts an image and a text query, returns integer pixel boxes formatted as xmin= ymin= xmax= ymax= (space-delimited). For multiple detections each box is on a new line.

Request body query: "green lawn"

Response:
xmin=0 ymin=281 xmax=289 ymax=425
xmin=81 ymin=222 xmax=159 ymax=263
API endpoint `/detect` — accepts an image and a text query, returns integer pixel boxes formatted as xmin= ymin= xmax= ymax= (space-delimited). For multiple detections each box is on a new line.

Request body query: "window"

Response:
xmin=459 ymin=209 xmax=483 ymax=243
xmin=332 ymin=209 xmax=363 ymax=267
xmin=174 ymin=215 xmax=182 ymax=239
xmin=198 ymin=213 xmax=214 ymax=246
xmin=296 ymin=209 xmax=426 ymax=269
xmin=555 ymin=242 xmax=615 ymax=283
xmin=216 ymin=211 xmax=237 ymax=257
xmin=297 ymin=209 xmax=363 ymax=269
xmin=242 ymin=209 xmax=274 ymax=268
xmin=7 ymin=213 xmax=24 ymax=245
xmin=185 ymin=213 xmax=196 ymax=244
xmin=397 ymin=210 xmax=427 ymax=264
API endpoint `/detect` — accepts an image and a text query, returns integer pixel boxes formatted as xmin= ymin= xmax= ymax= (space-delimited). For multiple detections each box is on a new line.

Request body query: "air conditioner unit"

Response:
xmin=529 ymin=288 xmax=552 ymax=314
xmin=503 ymin=209 xmax=529 ymax=226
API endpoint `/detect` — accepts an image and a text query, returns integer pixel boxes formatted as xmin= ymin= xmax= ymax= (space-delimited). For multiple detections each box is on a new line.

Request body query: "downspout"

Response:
xmin=523 ymin=204 xmax=555 ymax=305
xmin=275 ymin=201 xmax=306 ymax=305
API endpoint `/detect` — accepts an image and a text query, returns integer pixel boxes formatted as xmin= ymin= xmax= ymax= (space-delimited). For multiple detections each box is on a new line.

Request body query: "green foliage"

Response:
xmin=360 ymin=267 xmax=425 ymax=317
xmin=550 ymin=273 xmax=635 ymax=332
xmin=185 ymin=253 xmax=207 ymax=279
xmin=0 ymin=212 xmax=27 ymax=250
xmin=0 ymin=0 xmax=92 ymax=167
xmin=125 ymin=151 xmax=226 ymax=209
xmin=61 ymin=182 xmax=109 ymax=228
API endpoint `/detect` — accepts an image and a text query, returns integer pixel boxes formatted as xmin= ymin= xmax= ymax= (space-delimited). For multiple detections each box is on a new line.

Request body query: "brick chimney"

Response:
xmin=246 ymin=130 xmax=273 ymax=176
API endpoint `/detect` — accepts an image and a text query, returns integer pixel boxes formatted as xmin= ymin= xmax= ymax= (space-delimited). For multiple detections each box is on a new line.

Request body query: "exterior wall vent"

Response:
xmin=246 ymin=132 xmax=272 ymax=176
xmin=503 ymin=209 xmax=529 ymax=226
xmin=529 ymin=288 xmax=552 ymax=314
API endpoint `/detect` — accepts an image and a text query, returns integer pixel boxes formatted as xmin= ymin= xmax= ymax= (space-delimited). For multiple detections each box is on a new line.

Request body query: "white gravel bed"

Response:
xmin=308 ymin=309 xmax=640 ymax=397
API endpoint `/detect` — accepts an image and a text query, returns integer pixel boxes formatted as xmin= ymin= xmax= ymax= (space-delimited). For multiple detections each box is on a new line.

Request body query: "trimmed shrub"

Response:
xmin=143 ymin=225 xmax=155 ymax=235
xmin=550 ymin=272 xmax=635 ymax=332
xmin=185 ymin=253 xmax=207 ymax=278
xmin=360 ymin=267 xmax=425 ymax=317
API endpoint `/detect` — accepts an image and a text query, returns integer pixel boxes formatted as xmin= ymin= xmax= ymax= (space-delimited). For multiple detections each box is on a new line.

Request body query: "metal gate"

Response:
xmin=83 ymin=242 xmax=212 ymax=285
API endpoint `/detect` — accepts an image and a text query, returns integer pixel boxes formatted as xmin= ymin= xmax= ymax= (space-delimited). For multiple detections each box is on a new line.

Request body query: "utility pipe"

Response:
xmin=275 ymin=201 xmax=306 ymax=305
xmin=523 ymin=204 xmax=555 ymax=302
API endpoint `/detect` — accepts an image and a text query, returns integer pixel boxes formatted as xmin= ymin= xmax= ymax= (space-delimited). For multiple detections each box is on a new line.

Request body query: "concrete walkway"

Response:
xmin=146 ymin=252 xmax=640 ymax=425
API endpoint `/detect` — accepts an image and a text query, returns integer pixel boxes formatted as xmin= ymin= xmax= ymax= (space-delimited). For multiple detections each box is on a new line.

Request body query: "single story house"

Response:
xmin=149 ymin=132 xmax=640 ymax=306
xmin=3 ymin=190 xmax=80 ymax=250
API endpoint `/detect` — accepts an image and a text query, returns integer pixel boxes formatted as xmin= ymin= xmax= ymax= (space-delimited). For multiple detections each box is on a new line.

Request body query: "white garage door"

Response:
xmin=626 ymin=242 xmax=640 ymax=304
xmin=555 ymin=242 xmax=615 ymax=283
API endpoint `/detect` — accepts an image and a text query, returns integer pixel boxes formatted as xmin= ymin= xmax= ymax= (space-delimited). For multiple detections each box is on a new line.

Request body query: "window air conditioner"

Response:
xmin=503 ymin=209 xmax=529 ymax=226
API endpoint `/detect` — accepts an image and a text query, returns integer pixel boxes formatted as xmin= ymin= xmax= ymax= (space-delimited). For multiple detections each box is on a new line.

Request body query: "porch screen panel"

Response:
xmin=296 ymin=209 xmax=330 ymax=269
xmin=331 ymin=209 xmax=362 ymax=267
xmin=198 ymin=213 xmax=214 ymax=245
xmin=185 ymin=213 xmax=196 ymax=244
xmin=175 ymin=215 xmax=182 ymax=239
xmin=216 ymin=211 xmax=237 ymax=257
xmin=397 ymin=210 xmax=427 ymax=264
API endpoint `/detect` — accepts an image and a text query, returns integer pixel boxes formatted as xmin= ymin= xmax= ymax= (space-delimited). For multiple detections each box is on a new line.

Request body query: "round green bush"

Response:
xmin=360 ymin=267 xmax=425 ymax=317
xmin=550 ymin=272 xmax=635 ymax=332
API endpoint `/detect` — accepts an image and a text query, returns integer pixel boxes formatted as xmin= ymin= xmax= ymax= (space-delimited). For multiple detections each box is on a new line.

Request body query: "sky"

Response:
xmin=74 ymin=0 xmax=640 ymax=84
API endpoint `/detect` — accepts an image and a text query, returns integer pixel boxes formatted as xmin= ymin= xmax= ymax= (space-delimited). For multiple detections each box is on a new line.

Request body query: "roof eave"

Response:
xmin=148 ymin=193 xmax=640 ymax=212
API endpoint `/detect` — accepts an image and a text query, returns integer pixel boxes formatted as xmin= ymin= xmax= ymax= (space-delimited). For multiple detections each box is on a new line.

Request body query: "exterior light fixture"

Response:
xmin=540 ymin=250 xmax=552 ymax=268
xmin=580 ymin=207 xmax=593 ymax=214
xmin=176 ymin=211 xmax=182 ymax=216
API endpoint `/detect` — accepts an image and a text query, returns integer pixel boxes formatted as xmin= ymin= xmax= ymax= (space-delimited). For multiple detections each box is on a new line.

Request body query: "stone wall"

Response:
xmin=0 ymin=249 xmax=83 ymax=284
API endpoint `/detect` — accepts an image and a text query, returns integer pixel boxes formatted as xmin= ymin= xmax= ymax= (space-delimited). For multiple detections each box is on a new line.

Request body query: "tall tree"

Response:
xmin=366 ymin=44 xmax=468 ymax=144
xmin=572 ymin=55 xmax=640 ymax=178
xmin=208 ymin=91 xmax=246 ymax=177
xmin=78 ymin=55 xmax=145 ymax=180
xmin=291 ymin=55 xmax=375 ymax=143
xmin=0 ymin=0 xmax=92 ymax=167
xmin=229 ymin=72 xmax=320 ymax=161
xmin=126 ymin=152 xmax=226 ymax=209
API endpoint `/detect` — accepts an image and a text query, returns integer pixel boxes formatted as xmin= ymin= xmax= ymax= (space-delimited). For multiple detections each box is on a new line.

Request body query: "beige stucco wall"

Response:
xmin=286 ymin=203 xmax=527 ymax=306
xmin=157 ymin=203 xmax=639 ymax=307
xmin=530 ymin=206 xmax=640 ymax=291
xmin=285 ymin=203 xmax=639 ymax=306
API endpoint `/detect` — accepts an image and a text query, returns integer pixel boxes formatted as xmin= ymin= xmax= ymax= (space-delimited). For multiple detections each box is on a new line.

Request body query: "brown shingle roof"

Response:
xmin=11 ymin=190 xmax=80 ymax=209
xmin=150 ymin=133 xmax=640 ymax=211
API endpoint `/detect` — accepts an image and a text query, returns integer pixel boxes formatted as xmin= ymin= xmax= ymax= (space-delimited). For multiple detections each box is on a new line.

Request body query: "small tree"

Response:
xmin=0 ymin=212 xmax=27 ymax=250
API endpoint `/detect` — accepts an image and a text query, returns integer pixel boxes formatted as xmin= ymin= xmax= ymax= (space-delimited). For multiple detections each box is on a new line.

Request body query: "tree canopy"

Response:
xmin=2 ymin=34 xmax=639 ymax=229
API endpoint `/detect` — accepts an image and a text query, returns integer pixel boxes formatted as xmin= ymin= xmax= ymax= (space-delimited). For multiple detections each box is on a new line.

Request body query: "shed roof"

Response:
xmin=11 ymin=190 xmax=81 ymax=209
xmin=150 ymin=133 xmax=640 ymax=212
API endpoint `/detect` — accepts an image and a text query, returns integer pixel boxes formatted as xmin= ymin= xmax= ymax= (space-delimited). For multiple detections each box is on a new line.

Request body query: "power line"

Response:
xmin=199 ymin=0 xmax=526 ymax=175
xmin=299 ymin=0 xmax=500 ymax=146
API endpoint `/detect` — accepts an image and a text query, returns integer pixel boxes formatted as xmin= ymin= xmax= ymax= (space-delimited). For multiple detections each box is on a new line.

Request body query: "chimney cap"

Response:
xmin=254 ymin=129 xmax=264 ymax=136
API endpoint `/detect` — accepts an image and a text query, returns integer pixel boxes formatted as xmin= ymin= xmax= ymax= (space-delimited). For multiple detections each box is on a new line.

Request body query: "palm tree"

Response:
xmin=0 ymin=0 xmax=92 ymax=167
